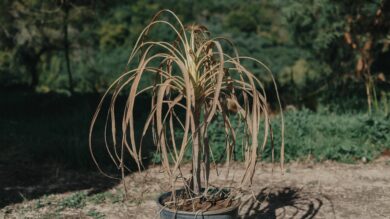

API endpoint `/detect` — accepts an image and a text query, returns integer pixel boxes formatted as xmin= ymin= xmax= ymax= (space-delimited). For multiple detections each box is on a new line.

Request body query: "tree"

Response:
xmin=61 ymin=0 xmax=74 ymax=93
xmin=283 ymin=0 xmax=390 ymax=112
xmin=0 ymin=0 xmax=96 ymax=92
xmin=0 ymin=1 xmax=62 ymax=88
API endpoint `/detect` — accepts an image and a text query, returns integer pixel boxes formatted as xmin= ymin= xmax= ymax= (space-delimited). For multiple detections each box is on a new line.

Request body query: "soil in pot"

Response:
xmin=157 ymin=188 xmax=240 ymax=218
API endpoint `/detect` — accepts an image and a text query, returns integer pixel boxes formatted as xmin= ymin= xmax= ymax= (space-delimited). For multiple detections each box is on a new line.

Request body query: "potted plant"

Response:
xmin=89 ymin=9 xmax=284 ymax=218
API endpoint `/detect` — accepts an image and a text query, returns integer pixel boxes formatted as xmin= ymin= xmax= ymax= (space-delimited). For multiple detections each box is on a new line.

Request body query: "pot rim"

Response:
xmin=156 ymin=189 xmax=240 ymax=216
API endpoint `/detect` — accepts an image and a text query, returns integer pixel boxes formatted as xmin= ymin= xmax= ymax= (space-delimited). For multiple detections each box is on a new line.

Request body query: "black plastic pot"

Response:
xmin=157 ymin=190 xmax=240 ymax=219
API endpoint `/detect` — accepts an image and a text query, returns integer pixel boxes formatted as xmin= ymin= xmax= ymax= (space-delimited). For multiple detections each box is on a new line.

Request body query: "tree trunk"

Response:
xmin=23 ymin=48 xmax=40 ymax=89
xmin=63 ymin=2 xmax=74 ymax=94
xmin=29 ymin=59 xmax=39 ymax=89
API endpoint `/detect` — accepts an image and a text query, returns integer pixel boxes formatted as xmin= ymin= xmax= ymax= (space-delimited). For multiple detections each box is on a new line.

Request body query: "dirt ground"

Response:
xmin=1 ymin=158 xmax=390 ymax=219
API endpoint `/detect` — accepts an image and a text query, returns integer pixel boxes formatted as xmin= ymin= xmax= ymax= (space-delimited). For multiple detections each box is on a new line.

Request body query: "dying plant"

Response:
xmin=89 ymin=9 xmax=284 ymax=216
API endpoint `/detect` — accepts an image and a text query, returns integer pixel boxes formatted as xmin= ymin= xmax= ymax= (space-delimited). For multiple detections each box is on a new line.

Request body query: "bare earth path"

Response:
xmin=1 ymin=159 xmax=390 ymax=219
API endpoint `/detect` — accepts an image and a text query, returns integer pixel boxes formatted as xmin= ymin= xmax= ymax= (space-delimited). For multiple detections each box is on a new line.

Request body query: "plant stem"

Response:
xmin=192 ymin=105 xmax=201 ymax=194
xmin=203 ymin=124 xmax=210 ymax=188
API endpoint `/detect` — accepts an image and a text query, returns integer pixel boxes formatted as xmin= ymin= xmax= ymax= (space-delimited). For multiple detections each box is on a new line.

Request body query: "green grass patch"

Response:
xmin=58 ymin=191 xmax=87 ymax=209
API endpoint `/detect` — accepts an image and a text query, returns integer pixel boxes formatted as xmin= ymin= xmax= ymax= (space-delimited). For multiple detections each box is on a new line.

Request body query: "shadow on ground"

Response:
xmin=241 ymin=187 xmax=333 ymax=219
xmin=0 ymin=91 xmax=155 ymax=208
xmin=0 ymin=162 xmax=120 ymax=208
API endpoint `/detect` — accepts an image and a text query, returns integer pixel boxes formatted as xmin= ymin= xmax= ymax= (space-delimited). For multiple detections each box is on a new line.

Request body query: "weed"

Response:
xmin=33 ymin=195 xmax=53 ymax=210
xmin=88 ymin=191 xmax=124 ymax=204
xmin=58 ymin=192 xmax=87 ymax=209
xmin=108 ymin=192 xmax=124 ymax=204
xmin=38 ymin=213 xmax=61 ymax=219
xmin=34 ymin=199 xmax=44 ymax=209
xmin=87 ymin=192 xmax=110 ymax=205
xmin=88 ymin=194 xmax=106 ymax=205
xmin=87 ymin=208 xmax=105 ymax=219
